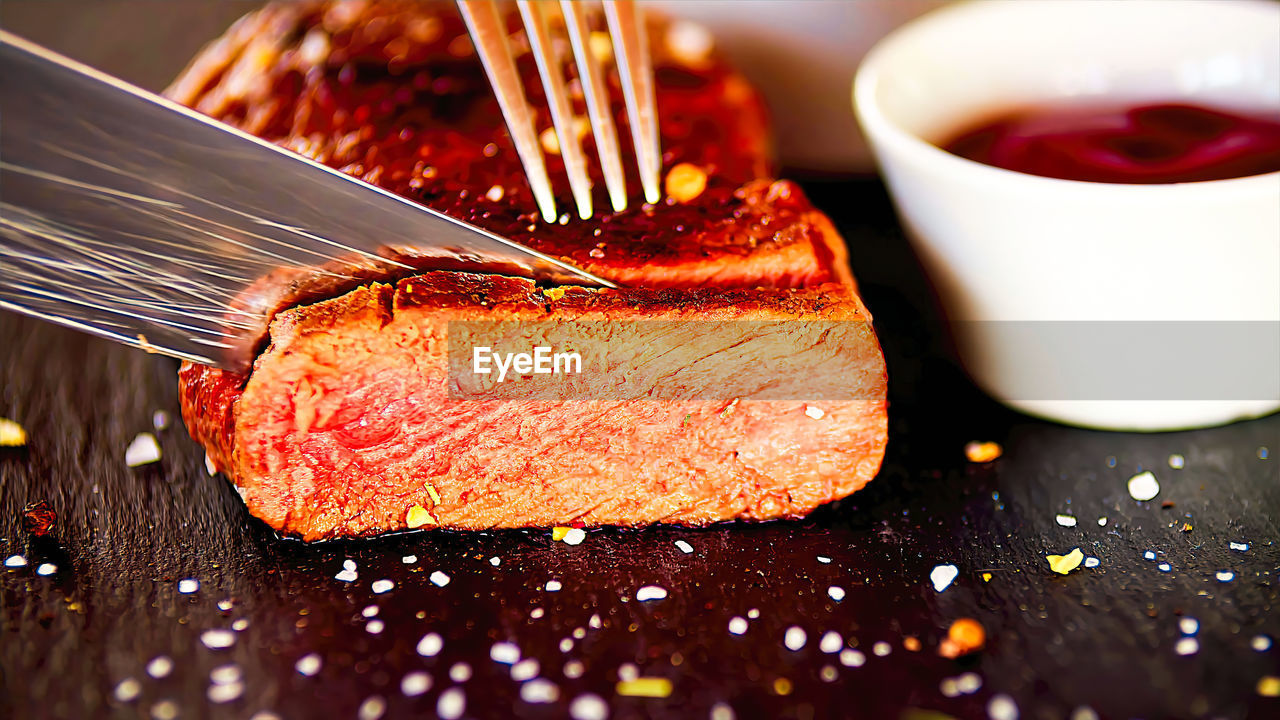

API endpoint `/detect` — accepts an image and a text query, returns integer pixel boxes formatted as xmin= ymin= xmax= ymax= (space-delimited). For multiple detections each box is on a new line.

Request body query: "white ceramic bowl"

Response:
xmin=855 ymin=0 xmax=1280 ymax=430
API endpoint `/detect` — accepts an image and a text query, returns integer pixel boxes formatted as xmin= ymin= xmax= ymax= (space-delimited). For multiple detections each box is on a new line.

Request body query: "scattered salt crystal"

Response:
xmin=362 ymin=605 xmax=379 ymax=618
xmin=296 ymin=653 xmax=322 ymax=676
xmin=1252 ymin=634 xmax=1272 ymax=651
xmin=545 ymin=579 xmax=562 ymax=592
xmin=530 ymin=608 xmax=544 ymax=619
xmin=573 ymin=627 xmax=587 ymax=639
xmin=521 ymin=679 xmax=559 ymax=703
xmin=450 ymin=663 xmax=472 ymax=682
xmin=491 ymin=642 xmax=520 ymax=664
xmin=1143 ymin=551 xmax=1156 ymax=561
xmin=1174 ymin=637 xmax=1199 ymax=655
xmin=486 ymin=185 xmax=505 ymax=202
xmin=232 ymin=618 xmax=248 ymax=631
xmin=146 ymin=656 xmax=173 ymax=678
xmin=747 ymin=608 xmax=760 ymax=619
xmin=210 ymin=665 xmax=242 ymax=685
xmin=417 ymin=632 xmax=443 ymax=657
xmin=430 ymin=571 xmax=451 ymax=587
xmin=569 ymin=694 xmax=608 ymax=720
xmin=930 ymin=564 xmax=959 ymax=592
xmin=5 ymin=555 xmax=27 ymax=568
xmin=343 ymin=559 xmax=357 ymax=572
xmin=366 ymin=619 xmax=385 ymax=634
xmin=560 ymin=638 xmax=574 ymax=652
xmin=1216 ymin=570 xmax=1235 ymax=582
xmin=151 ymin=700 xmax=179 ymax=719
xmin=1084 ymin=556 xmax=1100 ymax=568
xmin=437 ymin=688 xmax=466 ymax=719
xmin=335 ymin=568 xmax=358 ymax=583
xmin=1127 ymin=471 xmax=1160 ymax=501
xmin=250 ymin=713 xmax=283 ymax=720
xmin=728 ymin=617 xmax=748 ymax=635
xmin=820 ymin=665 xmax=838 ymax=682
xmin=178 ymin=578 xmax=199 ymax=594
xmin=838 ymin=648 xmax=865 ymax=667
xmin=636 ymin=585 xmax=667 ymax=601
xmin=114 ymin=678 xmax=141 ymax=702
xmin=674 ymin=540 xmax=694 ymax=554
xmin=208 ymin=682 xmax=244 ymax=704
xmin=1168 ymin=454 xmax=1185 ymax=469
xmin=1055 ymin=514 xmax=1077 ymax=527
xmin=617 ymin=664 xmax=639 ymax=682
xmin=710 ymin=702 xmax=736 ymax=720
xmin=152 ymin=410 xmax=170 ymax=430
xmin=988 ymin=693 xmax=1019 ymax=720
xmin=371 ymin=579 xmax=394 ymax=594
xmin=817 ymin=555 xmax=832 ymax=564
xmin=804 ymin=405 xmax=825 ymax=420
xmin=402 ymin=555 xmax=418 ymax=564
xmin=940 ymin=677 xmax=960 ymax=698
xmin=827 ymin=586 xmax=846 ymax=602
xmin=489 ymin=557 xmax=501 ymax=566
xmin=564 ymin=660 xmax=585 ymax=678
xmin=36 ymin=563 xmax=56 ymax=576
xmin=357 ymin=695 xmax=386 ymax=720
xmin=1179 ymin=618 xmax=1199 ymax=635
xmin=589 ymin=614 xmax=602 ymax=628
xmin=1230 ymin=542 xmax=1250 ymax=552
xmin=666 ymin=19 xmax=715 ymax=65
xmin=783 ymin=626 xmax=806 ymax=651
xmin=872 ymin=641 xmax=891 ymax=657
xmin=124 ymin=433 xmax=161 ymax=467
xmin=560 ymin=527 xmax=586 ymax=545
xmin=819 ymin=631 xmax=842 ymax=653
xmin=956 ymin=672 xmax=982 ymax=694
xmin=1158 ymin=563 xmax=1172 ymax=573
xmin=401 ymin=671 xmax=432 ymax=696
xmin=1070 ymin=707 xmax=1100 ymax=720
xmin=204 ymin=454 xmax=217 ymax=476
xmin=511 ymin=658 xmax=539 ymax=681
xmin=201 ymin=629 xmax=236 ymax=649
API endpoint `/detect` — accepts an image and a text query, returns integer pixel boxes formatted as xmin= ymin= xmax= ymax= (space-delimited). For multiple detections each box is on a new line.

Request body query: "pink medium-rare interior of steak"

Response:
xmin=163 ymin=0 xmax=855 ymax=292
xmin=183 ymin=273 xmax=887 ymax=540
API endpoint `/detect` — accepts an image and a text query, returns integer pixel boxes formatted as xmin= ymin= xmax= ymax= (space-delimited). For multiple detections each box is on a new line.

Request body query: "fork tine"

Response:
xmin=518 ymin=0 xmax=593 ymax=220
xmin=457 ymin=0 xmax=558 ymax=223
xmin=603 ymin=0 xmax=662 ymax=205
xmin=561 ymin=0 xmax=629 ymax=214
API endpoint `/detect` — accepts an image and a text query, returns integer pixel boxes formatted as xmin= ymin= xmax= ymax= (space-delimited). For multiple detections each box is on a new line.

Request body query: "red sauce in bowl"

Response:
xmin=940 ymin=103 xmax=1280 ymax=184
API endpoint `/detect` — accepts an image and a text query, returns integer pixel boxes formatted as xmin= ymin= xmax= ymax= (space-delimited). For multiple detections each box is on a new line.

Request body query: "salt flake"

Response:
xmin=1128 ymin=471 xmax=1160 ymax=501
xmin=930 ymin=564 xmax=959 ymax=592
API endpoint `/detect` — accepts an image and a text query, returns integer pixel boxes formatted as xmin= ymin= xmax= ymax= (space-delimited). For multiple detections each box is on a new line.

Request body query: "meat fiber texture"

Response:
xmin=173 ymin=0 xmax=888 ymax=539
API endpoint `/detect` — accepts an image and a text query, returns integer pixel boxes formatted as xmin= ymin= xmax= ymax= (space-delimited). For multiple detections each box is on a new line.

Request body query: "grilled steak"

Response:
xmin=174 ymin=0 xmax=888 ymax=539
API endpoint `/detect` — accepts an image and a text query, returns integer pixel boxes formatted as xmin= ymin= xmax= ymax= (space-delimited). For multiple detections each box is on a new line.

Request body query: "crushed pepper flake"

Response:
xmin=406 ymin=505 xmax=437 ymax=529
xmin=424 ymin=483 xmax=442 ymax=505
xmin=22 ymin=500 xmax=56 ymax=536
xmin=964 ymin=441 xmax=1003 ymax=463
xmin=1047 ymin=548 xmax=1084 ymax=575
xmin=0 ymin=418 xmax=28 ymax=447
xmin=939 ymin=618 xmax=986 ymax=658
xmin=616 ymin=677 xmax=672 ymax=698
xmin=981 ymin=572 xmax=993 ymax=582
xmin=1257 ymin=676 xmax=1280 ymax=697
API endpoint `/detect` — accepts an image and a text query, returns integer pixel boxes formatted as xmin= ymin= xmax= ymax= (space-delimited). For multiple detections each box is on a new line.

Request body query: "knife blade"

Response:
xmin=0 ymin=31 xmax=615 ymax=373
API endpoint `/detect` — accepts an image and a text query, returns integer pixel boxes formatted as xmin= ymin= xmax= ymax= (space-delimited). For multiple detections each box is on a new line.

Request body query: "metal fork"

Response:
xmin=457 ymin=0 xmax=661 ymax=223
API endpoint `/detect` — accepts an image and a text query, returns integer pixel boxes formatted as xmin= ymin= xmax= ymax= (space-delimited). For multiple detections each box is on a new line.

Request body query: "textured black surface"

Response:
xmin=2 ymin=180 xmax=1278 ymax=720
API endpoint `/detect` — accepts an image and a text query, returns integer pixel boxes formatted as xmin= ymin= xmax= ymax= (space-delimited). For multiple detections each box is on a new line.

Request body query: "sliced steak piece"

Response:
xmin=182 ymin=273 xmax=887 ymax=540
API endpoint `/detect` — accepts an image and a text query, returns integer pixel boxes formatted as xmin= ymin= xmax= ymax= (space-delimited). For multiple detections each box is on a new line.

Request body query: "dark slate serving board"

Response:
xmin=2 ymin=179 xmax=1277 ymax=720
